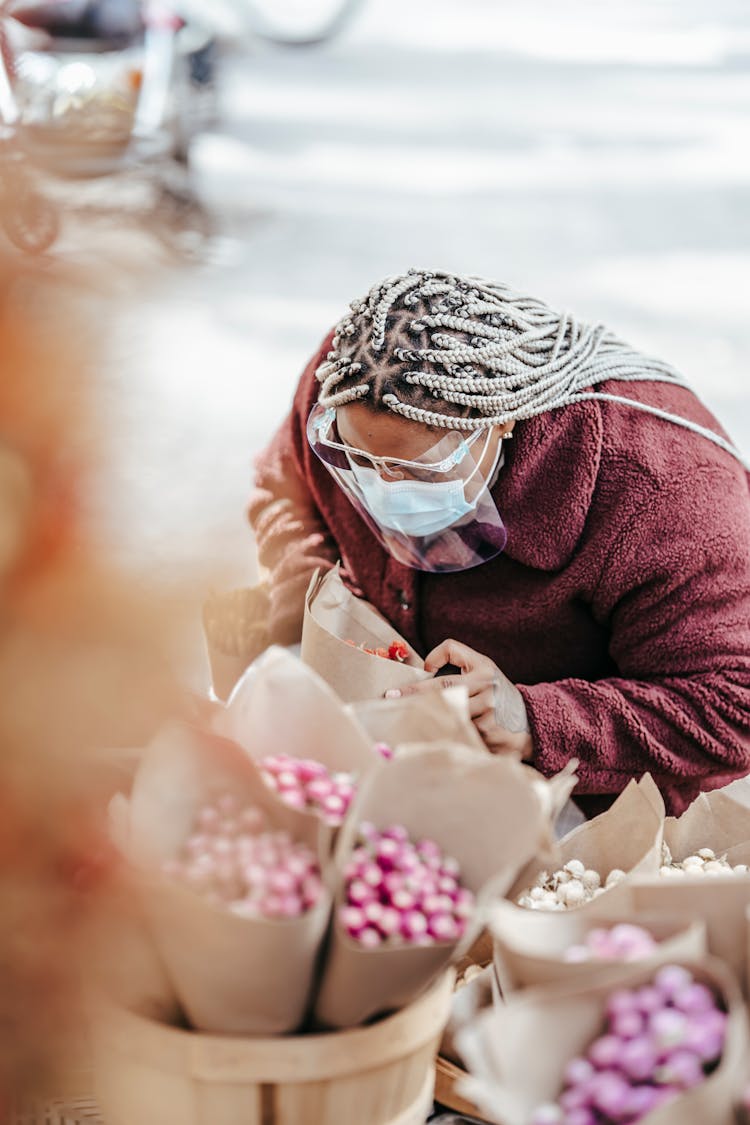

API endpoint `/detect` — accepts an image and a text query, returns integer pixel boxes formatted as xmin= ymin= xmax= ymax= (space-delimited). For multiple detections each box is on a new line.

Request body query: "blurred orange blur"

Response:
xmin=0 ymin=220 xmax=191 ymax=1114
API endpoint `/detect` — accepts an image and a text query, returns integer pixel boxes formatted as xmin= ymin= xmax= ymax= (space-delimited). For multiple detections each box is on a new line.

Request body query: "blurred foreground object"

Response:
xmin=0 ymin=231 xmax=189 ymax=1111
xmin=0 ymin=0 xmax=215 ymax=257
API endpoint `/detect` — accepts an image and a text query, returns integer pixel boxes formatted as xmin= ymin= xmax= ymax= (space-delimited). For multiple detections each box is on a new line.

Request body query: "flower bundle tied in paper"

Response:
xmin=348 ymin=683 xmax=486 ymax=756
xmin=301 ymin=565 xmax=430 ymax=702
xmin=456 ymin=956 xmax=748 ymax=1125
xmin=313 ymin=742 xmax=551 ymax=1028
xmin=490 ymin=900 xmax=707 ymax=995
xmin=215 ymin=646 xmax=380 ymax=832
xmin=114 ymin=720 xmax=332 ymax=1035
xmin=631 ymin=782 xmax=750 ymax=993
xmin=507 ymin=774 xmax=665 ymax=921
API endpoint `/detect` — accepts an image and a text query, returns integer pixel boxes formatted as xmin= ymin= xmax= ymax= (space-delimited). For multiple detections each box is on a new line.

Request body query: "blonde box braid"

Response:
xmin=315 ymin=268 xmax=749 ymax=469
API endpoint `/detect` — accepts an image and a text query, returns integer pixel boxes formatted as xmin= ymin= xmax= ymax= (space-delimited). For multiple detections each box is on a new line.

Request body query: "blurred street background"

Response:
xmin=28 ymin=0 xmax=750 ymax=596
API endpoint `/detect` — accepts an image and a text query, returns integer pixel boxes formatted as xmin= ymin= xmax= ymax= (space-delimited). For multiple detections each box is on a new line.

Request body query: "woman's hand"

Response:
xmin=385 ymin=638 xmax=534 ymax=760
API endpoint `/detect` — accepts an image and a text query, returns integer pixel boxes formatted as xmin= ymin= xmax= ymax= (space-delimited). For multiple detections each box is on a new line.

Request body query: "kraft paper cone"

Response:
xmin=301 ymin=566 xmax=430 ymax=702
xmin=218 ymin=645 xmax=377 ymax=769
xmin=632 ymin=853 xmax=750 ymax=997
xmin=313 ymin=743 xmax=549 ymax=1028
xmin=349 ymin=684 xmax=486 ymax=755
xmin=663 ymin=787 xmax=750 ymax=858
xmin=207 ymin=645 xmax=388 ymax=880
xmin=508 ymin=775 xmax=665 ymax=919
xmin=123 ymin=721 xmax=331 ymax=1034
xmin=490 ymin=900 xmax=706 ymax=994
xmin=717 ymin=773 xmax=750 ymax=811
xmin=97 ymin=793 xmax=181 ymax=1024
xmin=215 ymin=646 xmax=378 ymax=837
xmin=629 ymin=792 xmax=750 ymax=994
xmin=456 ymin=956 xmax=748 ymax=1125
xmin=523 ymin=758 xmax=581 ymax=853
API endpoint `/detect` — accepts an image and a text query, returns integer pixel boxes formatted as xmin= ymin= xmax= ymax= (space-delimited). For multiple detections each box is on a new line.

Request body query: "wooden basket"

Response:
xmin=91 ymin=971 xmax=454 ymax=1125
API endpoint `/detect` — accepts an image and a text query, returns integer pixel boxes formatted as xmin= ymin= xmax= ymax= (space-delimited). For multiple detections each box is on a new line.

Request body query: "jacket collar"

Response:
xmin=492 ymin=400 xmax=603 ymax=570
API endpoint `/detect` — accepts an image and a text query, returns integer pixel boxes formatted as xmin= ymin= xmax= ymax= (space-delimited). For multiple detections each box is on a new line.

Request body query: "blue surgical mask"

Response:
xmin=348 ymin=439 xmax=504 ymax=539
xmin=348 ymin=467 xmax=476 ymax=538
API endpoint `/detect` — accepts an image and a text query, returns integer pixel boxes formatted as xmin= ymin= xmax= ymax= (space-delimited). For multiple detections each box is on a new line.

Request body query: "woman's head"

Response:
xmin=315 ymin=268 xmax=593 ymax=434
xmin=308 ymin=267 xmax=741 ymax=570
xmin=314 ymin=267 xmax=696 ymax=446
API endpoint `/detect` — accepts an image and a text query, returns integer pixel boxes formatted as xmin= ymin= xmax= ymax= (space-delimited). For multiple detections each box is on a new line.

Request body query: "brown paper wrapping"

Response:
xmin=631 ymin=863 xmax=750 ymax=997
xmin=630 ymin=877 xmax=750 ymax=999
xmin=490 ymin=900 xmax=707 ymax=994
xmin=216 ymin=646 xmax=378 ymax=836
xmin=99 ymin=792 xmax=181 ymax=1024
xmin=121 ymin=721 xmax=332 ymax=1034
xmin=301 ymin=566 xmax=431 ymax=702
xmin=628 ymin=789 xmax=750 ymax=994
xmin=662 ymin=786 xmax=750 ymax=858
xmin=202 ymin=583 xmax=271 ymax=701
xmin=348 ymin=684 xmax=486 ymax=754
xmin=717 ymin=774 xmax=750 ymax=812
xmin=456 ymin=957 xmax=749 ymax=1125
xmin=313 ymin=743 xmax=549 ymax=1028
xmin=507 ymin=774 xmax=665 ymax=919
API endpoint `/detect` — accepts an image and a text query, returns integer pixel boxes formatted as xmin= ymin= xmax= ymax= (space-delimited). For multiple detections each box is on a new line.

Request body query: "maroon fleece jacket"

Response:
xmin=249 ymin=333 xmax=750 ymax=815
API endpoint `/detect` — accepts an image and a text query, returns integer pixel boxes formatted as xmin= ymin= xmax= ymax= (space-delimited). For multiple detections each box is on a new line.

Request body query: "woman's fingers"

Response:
xmin=468 ymin=685 xmax=495 ymax=719
xmin=385 ymin=672 xmax=481 ymax=699
xmin=423 ymin=638 xmax=491 ymax=675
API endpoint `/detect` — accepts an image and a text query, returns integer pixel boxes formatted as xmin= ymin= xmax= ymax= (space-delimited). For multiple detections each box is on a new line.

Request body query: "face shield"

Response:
xmin=307 ymin=404 xmax=508 ymax=573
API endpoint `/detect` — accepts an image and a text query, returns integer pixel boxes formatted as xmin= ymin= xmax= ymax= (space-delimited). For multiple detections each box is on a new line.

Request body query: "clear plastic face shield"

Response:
xmin=307 ymin=403 xmax=508 ymax=573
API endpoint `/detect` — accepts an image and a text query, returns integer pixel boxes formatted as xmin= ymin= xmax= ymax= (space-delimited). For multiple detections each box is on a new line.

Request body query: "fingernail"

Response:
xmin=384 ymin=689 xmax=401 ymax=699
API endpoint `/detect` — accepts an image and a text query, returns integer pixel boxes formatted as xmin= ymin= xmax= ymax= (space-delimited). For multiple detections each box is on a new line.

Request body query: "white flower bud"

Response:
xmin=659 ymin=865 xmax=683 ymax=878
xmin=558 ymin=879 xmax=586 ymax=906
xmin=697 ymin=847 xmax=716 ymax=860
xmin=605 ymin=868 xmax=626 ymax=888
xmin=682 ymin=855 xmax=704 ymax=869
xmin=563 ymin=859 xmax=585 ymax=877
xmin=582 ymin=869 xmax=601 ymax=890
xmin=529 ymin=886 xmax=546 ymax=901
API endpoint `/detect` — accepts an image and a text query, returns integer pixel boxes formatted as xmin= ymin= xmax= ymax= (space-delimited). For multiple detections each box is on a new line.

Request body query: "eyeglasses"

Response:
xmin=307 ymin=403 xmax=488 ymax=481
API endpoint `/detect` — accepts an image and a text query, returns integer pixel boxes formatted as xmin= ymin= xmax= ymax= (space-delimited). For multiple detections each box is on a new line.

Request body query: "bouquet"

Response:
xmin=313 ymin=743 xmax=550 ymax=1028
xmin=113 ymin=721 xmax=332 ymax=1034
xmin=457 ymin=958 xmax=748 ymax=1125
xmin=301 ymin=566 xmax=430 ymax=702
xmin=631 ymin=782 xmax=750 ymax=993
xmin=508 ymin=776 xmax=665 ymax=920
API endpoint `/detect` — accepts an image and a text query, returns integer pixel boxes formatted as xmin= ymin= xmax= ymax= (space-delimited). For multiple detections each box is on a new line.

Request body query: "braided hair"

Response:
xmin=315 ymin=268 xmax=748 ymax=466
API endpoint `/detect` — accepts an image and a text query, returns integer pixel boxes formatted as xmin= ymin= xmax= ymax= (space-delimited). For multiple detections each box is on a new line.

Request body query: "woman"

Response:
xmin=249 ymin=268 xmax=750 ymax=816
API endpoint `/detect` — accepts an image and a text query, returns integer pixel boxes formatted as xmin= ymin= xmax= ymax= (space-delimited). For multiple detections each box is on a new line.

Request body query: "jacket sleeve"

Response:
xmin=518 ymin=460 xmax=750 ymax=815
xmin=248 ymin=333 xmax=339 ymax=645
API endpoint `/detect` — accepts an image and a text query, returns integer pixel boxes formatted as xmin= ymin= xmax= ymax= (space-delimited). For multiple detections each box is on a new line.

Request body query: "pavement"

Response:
xmin=42 ymin=0 xmax=750 ymax=598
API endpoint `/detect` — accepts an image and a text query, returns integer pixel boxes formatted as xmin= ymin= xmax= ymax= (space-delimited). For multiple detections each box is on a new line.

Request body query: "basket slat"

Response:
xmin=92 ymin=972 xmax=454 ymax=1125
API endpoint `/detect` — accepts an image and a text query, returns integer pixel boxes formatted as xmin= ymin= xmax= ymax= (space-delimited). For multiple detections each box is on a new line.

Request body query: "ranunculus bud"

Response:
xmin=340 ymin=824 xmax=474 ymax=947
xmin=161 ymin=794 xmax=323 ymax=920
